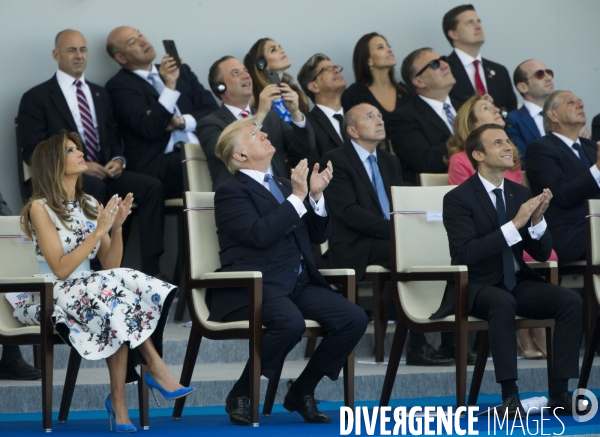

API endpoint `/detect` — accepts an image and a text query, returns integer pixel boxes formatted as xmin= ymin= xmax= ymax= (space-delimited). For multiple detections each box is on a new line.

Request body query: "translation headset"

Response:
xmin=208 ymin=77 xmax=227 ymax=95
xmin=246 ymin=50 xmax=267 ymax=71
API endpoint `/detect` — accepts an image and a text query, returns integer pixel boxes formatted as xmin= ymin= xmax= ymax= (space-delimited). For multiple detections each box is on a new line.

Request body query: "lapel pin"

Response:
xmin=96 ymin=92 xmax=100 ymax=96
xmin=509 ymin=193 xmax=513 ymax=197
xmin=488 ymin=70 xmax=496 ymax=79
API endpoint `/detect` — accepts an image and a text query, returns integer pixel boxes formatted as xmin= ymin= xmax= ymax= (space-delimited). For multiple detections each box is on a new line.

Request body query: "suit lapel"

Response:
xmin=471 ymin=174 xmax=499 ymax=227
xmin=519 ymin=105 xmax=543 ymax=138
xmin=481 ymin=59 xmax=498 ymax=96
xmin=220 ymin=104 xmax=238 ymax=124
xmin=312 ymin=106 xmax=343 ymax=147
xmin=236 ymin=171 xmax=281 ymax=207
xmin=547 ymin=134 xmax=590 ymax=170
xmin=345 ymin=142 xmax=380 ymax=206
xmin=124 ymin=68 xmax=160 ymax=98
xmin=88 ymin=82 xmax=105 ymax=149
xmin=49 ymin=75 xmax=77 ymax=132
xmin=414 ymin=97 xmax=452 ymax=136
xmin=448 ymin=51 xmax=475 ymax=95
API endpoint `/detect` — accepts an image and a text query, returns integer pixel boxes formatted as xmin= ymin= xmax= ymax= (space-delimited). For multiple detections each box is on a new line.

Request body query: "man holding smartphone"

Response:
xmin=105 ymin=27 xmax=218 ymax=199
xmin=198 ymin=56 xmax=316 ymax=190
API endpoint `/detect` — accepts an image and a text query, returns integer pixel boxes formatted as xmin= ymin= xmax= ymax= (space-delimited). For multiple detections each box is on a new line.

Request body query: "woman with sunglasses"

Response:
xmin=446 ymin=95 xmax=557 ymax=359
xmin=17 ymin=132 xmax=194 ymax=432
xmin=244 ymin=38 xmax=309 ymax=115
xmin=342 ymin=33 xmax=410 ymax=138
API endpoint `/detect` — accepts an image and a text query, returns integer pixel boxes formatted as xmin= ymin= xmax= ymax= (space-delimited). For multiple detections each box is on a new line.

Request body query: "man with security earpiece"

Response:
xmin=198 ymin=56 xmax=316 ymax=190
xmin=209 ymin=116 xmax=367 ymax=426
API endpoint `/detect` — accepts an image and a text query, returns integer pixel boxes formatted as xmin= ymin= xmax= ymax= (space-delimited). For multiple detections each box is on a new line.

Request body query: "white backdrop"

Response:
xmin=1 ymin=0 xmax=599 ymax=212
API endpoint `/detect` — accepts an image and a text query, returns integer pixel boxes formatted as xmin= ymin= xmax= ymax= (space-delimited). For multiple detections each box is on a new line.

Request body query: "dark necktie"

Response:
xmin=75 ymin=80 xmax=99 ymax=162
xmin=333 ymin=113 xmax=344 ymax=139
xmin=572 ymin=143 xmax=591 ymax=168
xmin=264 ymin=174 xmax=285 ymax=204
xmin=492 ymin=188 xmax=516 ymax=291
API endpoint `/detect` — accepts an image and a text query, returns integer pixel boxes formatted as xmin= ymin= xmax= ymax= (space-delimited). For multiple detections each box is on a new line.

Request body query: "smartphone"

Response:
xmin=267 ymin=72 xmax=281 ymax=85
xmin=162 ymin=40 xmax=182 ymax=69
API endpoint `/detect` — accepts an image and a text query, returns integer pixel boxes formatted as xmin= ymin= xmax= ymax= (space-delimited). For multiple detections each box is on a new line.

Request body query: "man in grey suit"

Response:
xmin=0 ymin=191 xmax=41 ymax=380
xmin=198 ymin=56 xmax=315 ymax=190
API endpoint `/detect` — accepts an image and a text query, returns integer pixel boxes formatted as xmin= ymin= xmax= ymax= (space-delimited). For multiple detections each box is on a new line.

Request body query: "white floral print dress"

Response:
xmin=13 ymin=198 xmax=176 ymax=361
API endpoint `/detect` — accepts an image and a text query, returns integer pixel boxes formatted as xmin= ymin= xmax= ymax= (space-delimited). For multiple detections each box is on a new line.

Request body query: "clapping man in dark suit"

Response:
xmin=197 ymin=56 xmax=315 ymax=190
xmin=210 ymin=117 xmax=367 ymax=425
xmin=105 ymin=27 xmax=218 ymax=199
xmin=526 ymin=91 xmax=600 ymax=265
xmin=323 ymin=103 xmax=452 ymax=366
xmin=297 ymin=54 xmax=346 ymax=166
xmin=442 ymin=5 xmax=517 ymax=114
xmin=17 ymin=29 xmax=166 ymax=277
xmin=436 ymin=123 xmax=583 ymax=417
xmin=392 ymin=48 xmax=460 ymax=184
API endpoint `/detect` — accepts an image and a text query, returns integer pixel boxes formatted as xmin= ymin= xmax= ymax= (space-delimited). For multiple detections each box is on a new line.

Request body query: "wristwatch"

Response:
xmin=178 ymin=115 xmax=186 ymax=131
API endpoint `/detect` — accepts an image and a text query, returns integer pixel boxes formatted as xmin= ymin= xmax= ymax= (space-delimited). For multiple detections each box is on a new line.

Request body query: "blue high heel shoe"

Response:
xmin=105 ymin=395 xmax=137 ymax=433
xmin=144 ymin=373 xmax=195 ymax=406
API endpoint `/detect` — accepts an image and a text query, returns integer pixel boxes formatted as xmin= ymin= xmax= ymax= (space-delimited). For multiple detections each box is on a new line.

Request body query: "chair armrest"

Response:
xmin=318 ymin=269 xmax=356 ymax=303
xmin=201 ymin=272 xmax=262 ymax=280
xmin=397 ymin=265 xmax=468 ymax=282
xmin=408 ymin=265 xmax=468 ymax=273
xmin=0 ymin=277 xmax=54 ymax=284
xmin=526 ymin=261 xmax=558 ymax=285
xmin=525 ymin=261 xmax=558 ymax=269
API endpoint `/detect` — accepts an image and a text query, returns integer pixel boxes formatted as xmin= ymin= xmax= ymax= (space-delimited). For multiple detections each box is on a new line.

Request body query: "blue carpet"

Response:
xmin=2 ymin=391 xmax=599 ymax=436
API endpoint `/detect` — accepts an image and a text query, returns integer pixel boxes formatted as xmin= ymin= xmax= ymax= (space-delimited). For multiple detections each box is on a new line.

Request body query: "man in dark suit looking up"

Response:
xmin=297 ymin=54 xmax=346 ymax=163
xmin=105 ymin=27 xmax=218 ymax=199
xmin=442 ymin=4 xmax=517 ymax=114
xmin=17 ymin=29 xmax=166 ymax=277
xmin=211 ymin=117 xmax=367 ymax=426
xmin=526 ymin=91 xmax=600 ymax=265
xmin=323 ymin=103 xmax=452 ymax=366
xmin=436 ymin=123 xmax=583 ymax=417
xmin=197 ymin=56 xmax=315 ymax=190
xmin=392 ymin=48 xmax=458 ymax=184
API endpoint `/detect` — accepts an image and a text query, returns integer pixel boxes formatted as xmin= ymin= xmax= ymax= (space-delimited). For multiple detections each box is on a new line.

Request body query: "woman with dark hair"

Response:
xmin=244 ymin=38 xmax=309 ymax=115
xmin=342 ymin=33 xmax=410 ymax=132
xmin=17 ymin=132 xmax=193 ymax=432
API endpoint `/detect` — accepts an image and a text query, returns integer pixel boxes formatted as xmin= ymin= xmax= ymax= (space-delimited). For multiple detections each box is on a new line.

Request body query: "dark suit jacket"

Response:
xmin=525 ymin=134 xmax=600 ymax=264
xmin=389 ymin=94 xmax=460 ymax=184
xmin=197 ymin=104 xmax=315 ymax=190
xmin=447 ymin=51 xmax=517 ymax=114
xmin=207 ymin=171 xmax=331 ymax=321
xmin=17 ymin=74 xmax=123 ymax=165
xmin=322 ymin=141 xmax=402 ymax=280
xmin=0 ymin=191 xmax=11 ymax=216
xmin=431 ymin=174 xmax=552 ymax=319
xmin=105 ymin=64 xmax=218 ymax=172
xmin=305 ymin=105 xmax=344 ymax=167
xmin=505 ymin=105 xmax=543 ymax=170
xmin=592 ymin=113 xmax=600 ymax=142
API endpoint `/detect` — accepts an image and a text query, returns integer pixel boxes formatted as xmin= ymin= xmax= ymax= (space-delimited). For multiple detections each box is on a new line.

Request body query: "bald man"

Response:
xmin=17 ymin=29 xmax=167 ymax=277
xmin=105 ymin=27 xmax=218 ymax=199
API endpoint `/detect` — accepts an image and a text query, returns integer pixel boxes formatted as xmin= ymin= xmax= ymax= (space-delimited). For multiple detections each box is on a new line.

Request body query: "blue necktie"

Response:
xmin=492 ymin=188 xmax=516 ymax=291
xmin=148 ymin=72 xmax=188 ymax=144
xmin=443 ymin=103 xmax=455 ymax=130
xmin=572 ymin=143 xmax=591 ymax=168
xmin=367 ymin=155 xmax=390 ymax=219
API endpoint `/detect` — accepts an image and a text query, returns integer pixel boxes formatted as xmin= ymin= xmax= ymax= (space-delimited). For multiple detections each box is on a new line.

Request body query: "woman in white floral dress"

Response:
xmin=17 ymin=132 xmax=193 ymax=432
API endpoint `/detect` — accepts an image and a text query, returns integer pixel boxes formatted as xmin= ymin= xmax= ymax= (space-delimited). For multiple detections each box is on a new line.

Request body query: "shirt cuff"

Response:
xmin=287 ymin=194 xmax=307 ymax=217
xmin=182 ymin=114 xmax=197 ymax=132
xmin=292 ymin=114 xmax=306 ymax=128
xmin=309 ymin=195 xmax=327 ymax=217
xmin=111 ymin=156 xmax=126 ymax=166
xmin=590 ymin=164 xmax=600 ymax=188
xmin=528 ymin=216 xmax=547 ymax=240
xmin=501 ymin=221 xmax=522 ymax=247
xmin=158 ymin=87 xmax=180 ymax=113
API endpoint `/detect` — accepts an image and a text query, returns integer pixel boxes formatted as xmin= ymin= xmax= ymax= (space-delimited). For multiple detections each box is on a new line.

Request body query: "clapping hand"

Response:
xmin=291 ymin=159 xmax=309 ymax=201
xmin=112 ymin=193 xmax=134 ymax=231
xmin=309 ymin=161 xmax=333 ymax=202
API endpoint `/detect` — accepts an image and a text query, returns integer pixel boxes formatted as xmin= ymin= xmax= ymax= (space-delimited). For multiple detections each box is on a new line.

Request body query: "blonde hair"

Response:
xmin=446 ymin=95 xmax=520 ymax=171
xmin=20 ymin=131 xmax=98 ymax=237
xmin=216 ymin=117 xmax=257 ymax=174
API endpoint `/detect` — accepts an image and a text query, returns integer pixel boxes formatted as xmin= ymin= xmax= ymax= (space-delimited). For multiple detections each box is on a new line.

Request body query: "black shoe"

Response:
xmin=406 ymin=343 xmax=454 ymax=366
xmin=0 ymin=357 xmax=41 ymax=380
xmin=437 ymin=343 xmax=477 ymax=366
xmin=283 ymin=389 xmax=331 ymax=423
xmin=499 ymin=394 xmax=525 ymax=419
xmin=549 ymin=391 xmax=592 ymax=416
xmin=225 ymin=394 xmax=251 ymax=426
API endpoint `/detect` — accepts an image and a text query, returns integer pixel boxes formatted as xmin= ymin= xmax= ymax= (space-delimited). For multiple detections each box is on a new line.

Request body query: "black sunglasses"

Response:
xmin=414 ymin=56 xmax=448 ymax=77
xmin=528 ymin=69 xmax=554 ymax=80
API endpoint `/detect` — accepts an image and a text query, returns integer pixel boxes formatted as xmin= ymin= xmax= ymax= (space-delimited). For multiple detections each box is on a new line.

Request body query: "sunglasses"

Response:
xmin=312 ymin=65 xmax=343 ymax=82
xmin=414 ymin=56 xmax=448 ymax=77
xmin=528 ymin=69 xmax=554 ymax=80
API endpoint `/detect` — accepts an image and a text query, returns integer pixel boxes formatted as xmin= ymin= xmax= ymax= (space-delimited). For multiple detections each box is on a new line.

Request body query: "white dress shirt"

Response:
xmin=522 ymin=100 xmax=545 ymax=137
xmin=419 ymin=95 xmax=456 ymax=132
xmin=552 ymin=132 xmax=600 ymax=187
xmin=316 ymin=104 xmax=344 ymax=140
xmin=239 ymin=169 xmax=326 ymax=218
xmin=478 ymin=173 xmax=547 ymax=271
xmin=132 ymin=65 xmax=199 ymax=153
xmin=454 ymin=48 xmax=488 ymax=92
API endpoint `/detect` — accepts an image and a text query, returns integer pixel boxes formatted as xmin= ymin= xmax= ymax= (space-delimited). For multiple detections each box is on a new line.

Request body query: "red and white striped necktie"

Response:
xmin=75 ymin=80 xmax=100 ymax=162
xmin=240 ymin=109 xmax=250 ymax=119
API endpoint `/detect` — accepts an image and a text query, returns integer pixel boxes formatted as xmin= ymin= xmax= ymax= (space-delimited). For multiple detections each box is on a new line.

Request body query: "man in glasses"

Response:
xmin=298 ymin=54 xmax=347 ymax=166
xmin=442 ymin=4 xmax=517 ymax=114
xmin=198 ymin=56 xmax=315 ymax=190
xmin=392 ymin=48 xmax=461 ymax=184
